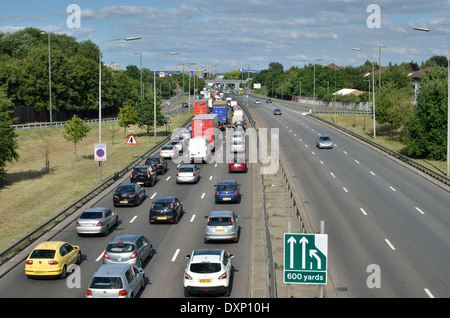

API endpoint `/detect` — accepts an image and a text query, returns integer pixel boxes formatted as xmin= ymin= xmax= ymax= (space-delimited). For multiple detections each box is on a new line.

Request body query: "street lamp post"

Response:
xmin=413 ymin=27 xmax=450 ymax=177
xmin=154 ymin=52 xmax=180 ymax=143
xmin=98 ymin=36 xmax=141 ymax=183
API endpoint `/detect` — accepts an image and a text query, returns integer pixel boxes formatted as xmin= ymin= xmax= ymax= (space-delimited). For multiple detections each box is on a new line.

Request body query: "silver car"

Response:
xmin=176 ymin=165 xmax=200 ymax=184
xmin=86 ymin=264 xmax=145 ymax=298
xmin=103 ymin=234 xmax=153 ymax=268
xmin=316 ymin=135 xmax=333 ymax=149
xmin=204 ymin=211 xmax=240 ymax=243
xmin=76 ymin=207 xmax=118 ymax=236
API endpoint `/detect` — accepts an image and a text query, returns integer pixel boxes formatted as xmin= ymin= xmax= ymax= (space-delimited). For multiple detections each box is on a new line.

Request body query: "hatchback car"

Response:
xmin=204 ymin=211 xmax=240 ymax=243
xmin=76 ymin=207 xmax=118 ymax=236
xmin=149 ymin=197 xmax=183 ymax=223
xmin=255 ymin=99 xmax=261 ymax=104
xmin=103 ymin=234 xmax=153 ymax=268
xmin=316 ymin=135 xmax=333 ymax=149
xmin=176 ymin=165 xmax=200 ymax=184
xmin=144 ymin=156 xmax=167 ymax=174
xmin=86 ymin=264 xmax=145 ymax=298
xmin=113 ymin=183 xmax=146 ymax=207
xmin=160 ymin=145 xmax=179 ymax=159
xmin=266 ymin=98 xmax=272 ymax=103
xmin=214 ymin=180 xmax=241 ymax=203
xmin=228 ymin=156 xmax=247 ymax=173
xmin=273 ymin=108 xmax=282 ymax=115
xmin=171 ymin=139 xmax=183 ymax=153
xmin=25 ymin=241 xmax=81 ymax=279
xmin=130 ymin=165 xmax=157 ymax=187
xmin=230 ymin=139 xmax=245 ymax=153
xmin=184 ymin=249 xmax=235 ymax=297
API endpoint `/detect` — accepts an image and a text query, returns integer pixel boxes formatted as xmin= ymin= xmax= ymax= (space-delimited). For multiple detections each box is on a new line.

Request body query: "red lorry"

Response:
xmin=191 ymin=114 xmax=219 ymax=151
xmin=193 ymin=99 xmax=208 ymax=116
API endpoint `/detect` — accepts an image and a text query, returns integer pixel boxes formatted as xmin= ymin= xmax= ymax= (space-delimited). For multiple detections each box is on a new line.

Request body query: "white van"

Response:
xmin=188 ymin=137 xmax=211 ymax=163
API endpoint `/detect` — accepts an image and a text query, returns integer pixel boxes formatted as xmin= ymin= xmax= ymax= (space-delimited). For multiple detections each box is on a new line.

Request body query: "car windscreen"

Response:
xmin=190 ymin=262 xmax=221 ymax=273
xmin=29 ymin=250 xmax=56 ymax=259
xmin=209 ymin=217 xmax=232 ymax=226
xmin=106 ymin=243 xmax=135 ymax=253
xmin=80 ymin=212 xmax=103 ymax=219
xmin=217 ymin=185 xmax=237 ymax=191
xmin=89 ymin=277 xmax=123 ymax=289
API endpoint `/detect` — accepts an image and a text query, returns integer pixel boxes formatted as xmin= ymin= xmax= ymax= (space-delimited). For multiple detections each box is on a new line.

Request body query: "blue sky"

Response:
xmin=1 ymin=0 xmax=450 ymax=73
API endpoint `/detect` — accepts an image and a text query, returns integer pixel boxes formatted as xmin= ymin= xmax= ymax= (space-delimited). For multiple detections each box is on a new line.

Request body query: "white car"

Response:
xmin=230 ymin=132 xmax=244 ymax=143
xmin=255 ymin=99 xmax=261 ymax=104
xmin=230 ymin=139 xmax=245 ymax=153
xmin=183 ymin=249 xmax=235 ymax=297
xmin=160 ymin=145 xmax=179 ymax=159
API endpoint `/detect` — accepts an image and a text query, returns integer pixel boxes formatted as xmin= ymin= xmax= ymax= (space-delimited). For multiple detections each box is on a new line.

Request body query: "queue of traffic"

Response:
xmin=23 ymin=88 xmax=249 ymax=298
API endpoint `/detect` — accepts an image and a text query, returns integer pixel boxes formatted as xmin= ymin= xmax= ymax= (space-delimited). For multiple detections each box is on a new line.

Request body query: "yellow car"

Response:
xmin=25 ymin=241 xmax=81 ymax=279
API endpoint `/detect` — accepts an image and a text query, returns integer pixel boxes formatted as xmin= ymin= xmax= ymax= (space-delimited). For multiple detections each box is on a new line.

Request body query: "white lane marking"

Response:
xmin=171 ymin=249 xmax=180 ymax=262
xmin=130 ymin=216 xmax=138 ymax=223
xmin=389 ymin=186 xmax=396 ymax=192
xmin=424 ymin=289 xmax=434 ymax=298
xmin=343 ymin=151 xmax=348 ymax=154
xmin=354 ymin=160 xmax=360 ymax=164
xmin=209 ymin=176 xmax=213 ymax=181
xmin=330 ymin=172 xmax=336 ymax=178
xmin=385 ymin=239 xmax=396 ymax=250
xmin=190 ymin=215 xmax=196 ymax=222
xmin=370 ymin=171 xmax=376 ymax=176
xmin=343 ymin=187 xmax=348 ymax=192
xmin=96 ymin=251 xmax=105 ymax=262
xmin=360 ymin=208 xmax=367 ymax=216
xmin=151 ymin=192 xmax=157 ymax=199
xmin=320 ymin=161 xmax=324 ymax=165
xmin=166 ymin=176 xmax=171 ymax=181
xmin=415 ymin=207 xmax=425 ymax=215
xmin=201 ymin=192 xmax=205 ymax=199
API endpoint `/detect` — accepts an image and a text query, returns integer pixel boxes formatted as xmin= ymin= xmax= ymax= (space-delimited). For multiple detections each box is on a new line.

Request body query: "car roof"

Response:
xmin=191 ymin=249 xmax=223 ymax=263
xmin=83 ymin=207 xmax=108 ymax=213
xmin=217 ymin=180 xmax=237 ymax=185
xmin=178 ymin=164 xmax=196 ymax=169
xmin=33 ymin=241 xmax=65 ymax=250
xmin=208 ymin=211 xmax=234 ymax=218
xmin=154 ymin=196 xmax=176 ymax=202
xmin=109 ymin=234 xmax=141 ymax=243
xmin=94 ymin=264 xmax=132 ymax=276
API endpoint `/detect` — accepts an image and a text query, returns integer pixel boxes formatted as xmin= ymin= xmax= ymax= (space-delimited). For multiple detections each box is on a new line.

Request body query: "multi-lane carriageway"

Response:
xmin=0 ymin=93 xmax=449 ymax=298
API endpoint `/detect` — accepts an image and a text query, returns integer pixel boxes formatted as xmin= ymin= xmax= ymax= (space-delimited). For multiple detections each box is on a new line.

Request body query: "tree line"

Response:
xmin=0 ymin=27 xmax=206 ymax=182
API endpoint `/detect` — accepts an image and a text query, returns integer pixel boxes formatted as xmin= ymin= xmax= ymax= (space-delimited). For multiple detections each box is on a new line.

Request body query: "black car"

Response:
xmin=149 ymin=197 xmax=183 ymax=224
xmin=113 ymin=183 xmax=146 ymax=207
xmin=130 ymin=165 xmax=157 ymax=187
xmin=144 ymin=156 xmax=168 ymax=174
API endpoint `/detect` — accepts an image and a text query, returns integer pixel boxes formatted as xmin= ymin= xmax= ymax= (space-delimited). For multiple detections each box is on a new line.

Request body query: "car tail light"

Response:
xmin=96 ymin=221 xmax=103 ymax=227
xmin=171 ymin=203 xmax=174 ymax=209
xmin=129 ymin=252 xmax=137 ymax=260
xmin=26 ymin=260 xmax=33 ymax=265
xmin=218 ymin=272 xmax=227 ymax=280
xmin=216 ymin=192 xmax=220 ymax=195
xmin=176 ymin=173 xmax=179 ymax=176
xmin=230 ymin=218 xmax=234 ymax=225
xmin=118 ymin=289 xmax=128 ymax=297
xmin=147 ymin=170 xmax=150 ymax=177
xmin=130 ymin=171 xmax=134 ymax=178
xmin=103 ymin=252 xmax=110 ymax=259
xmin=157 ymin=163 xmax=162 ymax=166
xmin=206 ymin=218 xmax=210 ymax=226
xmin=86 ymin=289 xmax=92 ymax=296
xmin=48 ymin=260 xmax=58 ymax=265
xmin=184 ymin=273 xmax=193 ymax=280
xmin=129 ymin=194 xmax=136 ymax=198
xmin=234 ymin=191 xmax=239 ymax=194
xmin=192 ymin=173 xmax=196 ymax=176
xmin=76 ymin=221 xmax=81 ymax=227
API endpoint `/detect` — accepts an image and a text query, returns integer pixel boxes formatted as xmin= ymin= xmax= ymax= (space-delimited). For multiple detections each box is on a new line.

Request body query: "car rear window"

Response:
xmin=217 ymin=184 xmax=237 ymax=191
xmin=106 ymin=243 xmax=135 ymax=253
xmin=153 ymin=202 xmax=172 ymax=210
xmin=117 ymin=185 xmax=135 ymax=192
xmin=145 ymin=158 xmax=159 ymax=164
xmin=209 ymin=217 xmax=232 ymax=226
xmin=190 ymin=263 xmax=221 ymax=273
xmin=178 ymin=167 xmax=194 ymax=172
xmin=232 ymin=158 xmax=245 ymax=163
xmin=89 ymin=277 xmax=123 ymax=289
xmin=29 ymin=250 xmax=56 ymax=259
xmin=80 ymin=212 xmax=103 ymax=219
xmin=133 ymin=168 xmax=148 ymax=174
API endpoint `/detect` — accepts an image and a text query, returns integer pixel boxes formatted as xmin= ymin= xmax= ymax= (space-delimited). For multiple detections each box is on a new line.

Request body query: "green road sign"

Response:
xmin=284 ymin=233 xmax=328 ymax=284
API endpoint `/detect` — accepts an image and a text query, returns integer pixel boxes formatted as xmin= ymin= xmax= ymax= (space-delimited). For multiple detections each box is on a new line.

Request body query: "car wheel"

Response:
xmin=60 ymin=266 xmax=67 ymax=279
xmin=76 ymin=251 xmax=81 ymax=265
xmin=184 ymin=288 xmax=190 ymax=297
xmin=104 ymin=225 xmax=110 ymax=236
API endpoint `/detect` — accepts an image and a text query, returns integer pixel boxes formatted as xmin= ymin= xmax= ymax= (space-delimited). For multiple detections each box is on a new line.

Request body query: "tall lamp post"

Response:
xmin=41 ymin=31 xmax=52 ymax=127
xmin=154 ymin=52 xmax=181 ymax=143
xmin=98 ymin=36 xmax=141 ymax=183
xmin=413 ymin=27 xmax=450 ymax=177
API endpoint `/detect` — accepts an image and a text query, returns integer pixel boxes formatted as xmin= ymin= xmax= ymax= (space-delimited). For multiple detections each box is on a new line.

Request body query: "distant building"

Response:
xmin=333 ymin=88 xmax=363 ymax=96
xmin=408 ymin=68 xmax=430 ymax=101
xmin=105 ymin=62 xmax=120 ymax=70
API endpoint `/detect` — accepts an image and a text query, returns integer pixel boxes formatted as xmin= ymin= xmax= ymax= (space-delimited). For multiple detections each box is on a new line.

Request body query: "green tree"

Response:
xmin=0 ymin=86 xmax=19 ymax=183
xmin=135 ymin=93 xmax=165 ymax=134
xmin=118 ymin=103 xmax=138 ymax=135
xmin=403 ymin=67 xmax=448 ymax=160
xmin=62 ymin=114 xmax=91 ymax=160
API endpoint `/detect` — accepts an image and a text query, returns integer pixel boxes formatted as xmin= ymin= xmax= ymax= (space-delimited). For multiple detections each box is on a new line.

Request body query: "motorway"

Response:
xmin=244 ymin=95 xmax=450 ymax=298
xmin=0 ymin=105 xmax=254 ymax=298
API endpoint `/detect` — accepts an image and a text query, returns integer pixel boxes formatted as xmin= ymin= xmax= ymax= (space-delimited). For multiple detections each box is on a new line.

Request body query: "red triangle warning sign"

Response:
xmin=126 ymin=134 xmax=138 ymax=145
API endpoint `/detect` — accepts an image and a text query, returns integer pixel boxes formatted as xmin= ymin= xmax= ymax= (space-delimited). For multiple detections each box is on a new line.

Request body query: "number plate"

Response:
xmin=215 ymin=229 xmax=225 ymax=232
xmin=157 ymin=216 xmax=167 ymax=220
xmin=223 ymin=198 xmax=231 ymax=200
xmin=199 ymin=279 xmax=212 ymax=283
xmin=120 ymin=200 xmax=128 ymax=204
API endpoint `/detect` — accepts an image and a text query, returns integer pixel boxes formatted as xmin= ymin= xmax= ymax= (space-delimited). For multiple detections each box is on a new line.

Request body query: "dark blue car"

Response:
xmin=214 ymin=180 xmax=241 ymax=203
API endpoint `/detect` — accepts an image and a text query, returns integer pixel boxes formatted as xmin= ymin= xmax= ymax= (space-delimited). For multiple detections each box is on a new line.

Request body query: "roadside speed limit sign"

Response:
xmin=94 ymin=143 xmax=107 ymax=161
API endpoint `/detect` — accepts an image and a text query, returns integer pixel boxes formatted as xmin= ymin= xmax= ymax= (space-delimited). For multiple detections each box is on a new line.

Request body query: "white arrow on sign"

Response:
xmin=299 ymin=236 xmax=309 ymax=269
xmin=310 ymin=249 xmax=321 ymax=270
xmin=287 ymin=236 xmax=296 ymax=269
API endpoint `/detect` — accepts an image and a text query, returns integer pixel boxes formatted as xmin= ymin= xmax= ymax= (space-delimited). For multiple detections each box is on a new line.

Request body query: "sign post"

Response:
xmin=283 ymin=232 xmax=328 ymax=285
xmin=94 ymin=143 xmax=107 ymax=162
